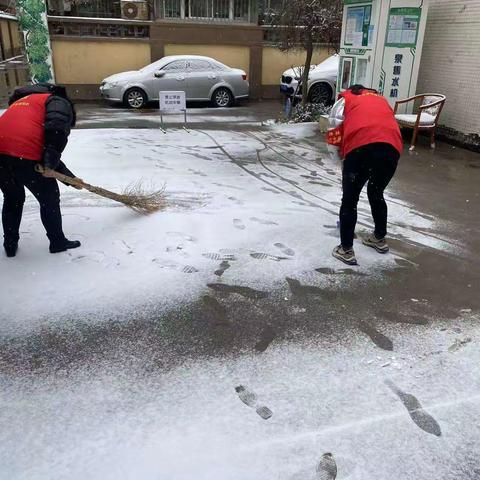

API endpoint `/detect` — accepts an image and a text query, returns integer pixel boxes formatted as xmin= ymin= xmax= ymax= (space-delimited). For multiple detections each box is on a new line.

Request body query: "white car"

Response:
xmin=100 ymin=55 xmax=249 ymax=109
xmin=280 ymin=54 xmax=339 ymax=104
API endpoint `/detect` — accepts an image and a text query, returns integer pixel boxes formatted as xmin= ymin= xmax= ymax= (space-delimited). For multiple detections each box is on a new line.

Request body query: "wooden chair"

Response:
xmin=394 ymin=93 xmax=446 ymax=151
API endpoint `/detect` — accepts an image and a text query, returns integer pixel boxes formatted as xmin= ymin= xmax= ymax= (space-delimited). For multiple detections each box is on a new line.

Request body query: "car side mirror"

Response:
xmin=154 ymin=71 xmax=165 ymax=78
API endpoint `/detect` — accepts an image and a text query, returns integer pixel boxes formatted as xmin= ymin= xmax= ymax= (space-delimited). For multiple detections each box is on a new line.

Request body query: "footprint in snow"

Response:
xmin=214 ymin=261 xmax=231 ymax=277
xmin=357 ymin=320 xmax=393 ymax=351
xmin=235 ymin=385 xmax=273 ymax=420
xmin=274 ymin=243 xmax=295 ymax=256
xmin=202 ymin=253 xmax=237 ymax=261
xmin=152 ymin=259 xmax=198 ymax=274
xmin=250 ymin=252 xmax=288 ymax=262
xmin=233 ymin=219 xmax=246 ymax=230
xmin=316 ymin=453 xmax=337 ymax=480
xmin=69 ymin=251 xmax=119 ymax=267
xmin=255 ymin=325 xmax=276 ymax=352
xmin=250 ymin=217 xmax=279 ymax=226
xmin=385 ymin=380 xmax=442 ymax=436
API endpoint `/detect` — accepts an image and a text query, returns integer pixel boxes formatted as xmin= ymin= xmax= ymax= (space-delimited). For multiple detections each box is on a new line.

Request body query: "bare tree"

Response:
xmin=265 ymin=0 xmax=343 ymax=106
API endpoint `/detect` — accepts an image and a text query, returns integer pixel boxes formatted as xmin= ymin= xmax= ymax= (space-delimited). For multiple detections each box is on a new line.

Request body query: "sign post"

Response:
xmin=159 ymin=91 xmax=187 ymax=133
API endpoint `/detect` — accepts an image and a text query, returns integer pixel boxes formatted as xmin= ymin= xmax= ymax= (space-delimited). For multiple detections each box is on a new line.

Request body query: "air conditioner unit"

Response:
xmin=121 ymin=0 xmax=149 ymax=20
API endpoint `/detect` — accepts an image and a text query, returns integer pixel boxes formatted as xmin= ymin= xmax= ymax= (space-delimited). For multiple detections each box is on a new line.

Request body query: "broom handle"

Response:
xmin=35 ymin=164 xmax=95 ymax=191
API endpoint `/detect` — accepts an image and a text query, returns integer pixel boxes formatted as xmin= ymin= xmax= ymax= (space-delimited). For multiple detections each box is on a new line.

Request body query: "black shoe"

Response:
xmin=4 ymin=242 xmax=18 ymax=258
xmin=49 ymin=239 xmax=81 ymax=254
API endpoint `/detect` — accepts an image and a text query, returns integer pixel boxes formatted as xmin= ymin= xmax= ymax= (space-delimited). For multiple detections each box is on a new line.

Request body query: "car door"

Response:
xmin=144 ymin=60 xmax=187 ymax=100
xmin=186 ymin=59 xmax=218 ymax=100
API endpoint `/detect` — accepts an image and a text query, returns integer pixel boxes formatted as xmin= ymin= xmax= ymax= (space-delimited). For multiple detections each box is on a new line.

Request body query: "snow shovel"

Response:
xmin=35 ymin=165 xmax=165 ymax=215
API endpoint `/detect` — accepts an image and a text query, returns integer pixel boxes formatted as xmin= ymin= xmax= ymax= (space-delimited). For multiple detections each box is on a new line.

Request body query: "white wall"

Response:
xmin=417 ymin=0 xmax=480 ymax=136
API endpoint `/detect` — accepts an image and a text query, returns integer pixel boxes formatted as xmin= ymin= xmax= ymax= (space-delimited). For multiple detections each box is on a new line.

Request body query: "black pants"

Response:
xmin=340 ymin=143 xmax=399 ymax=249
xmin=0 ymin=155 xmax=65 ymax=246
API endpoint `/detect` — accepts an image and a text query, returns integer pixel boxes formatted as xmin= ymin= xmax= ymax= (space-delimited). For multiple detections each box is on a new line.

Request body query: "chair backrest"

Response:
xmin=421 ymin=94 xmax=446 ymax=118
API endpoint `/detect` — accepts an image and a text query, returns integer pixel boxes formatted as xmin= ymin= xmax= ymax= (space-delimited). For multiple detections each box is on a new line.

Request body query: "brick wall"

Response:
xmin=417 ymin=0 xmax=480 ymax=138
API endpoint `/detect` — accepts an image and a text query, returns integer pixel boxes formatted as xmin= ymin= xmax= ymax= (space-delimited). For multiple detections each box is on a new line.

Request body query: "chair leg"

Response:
xmin=409 ymin=127 xmax=418 ymax=151
xmin=430 ymin=128 xmax=436 ymax=149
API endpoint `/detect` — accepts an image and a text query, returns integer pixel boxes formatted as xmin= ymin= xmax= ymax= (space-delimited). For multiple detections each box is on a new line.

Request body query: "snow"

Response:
xmin=0 ymin=124 xmax=476 ymax=480
xmin=1 ymin=315 xmax=479 ymax=480
xmin=0 ymin=125 xmax=453 ymax=337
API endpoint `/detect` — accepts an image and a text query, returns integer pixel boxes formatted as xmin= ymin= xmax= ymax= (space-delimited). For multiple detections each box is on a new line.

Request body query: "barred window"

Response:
xmin=163 ymin=0 xmax=249 ymax=21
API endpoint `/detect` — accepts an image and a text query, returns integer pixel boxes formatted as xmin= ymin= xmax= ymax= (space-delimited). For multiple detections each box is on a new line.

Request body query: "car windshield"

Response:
xmin=319 ymin=55 xmax=339 ymax=68
xmin=140 ymin=59 xmax=170 ymax=73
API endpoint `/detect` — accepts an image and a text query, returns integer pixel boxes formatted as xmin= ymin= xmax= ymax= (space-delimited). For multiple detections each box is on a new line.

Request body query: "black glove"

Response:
xmin=55 ymin=160 xmax=75 ymax=178
xmin=43 ymin=147 xmax=61 ymax=170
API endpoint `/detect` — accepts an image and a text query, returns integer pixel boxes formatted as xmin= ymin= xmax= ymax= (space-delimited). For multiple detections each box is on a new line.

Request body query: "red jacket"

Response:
xmin=0 ymin=93 xmax=51 ymax=161
xmin=339 ymin=90 xmax=403 ymax=158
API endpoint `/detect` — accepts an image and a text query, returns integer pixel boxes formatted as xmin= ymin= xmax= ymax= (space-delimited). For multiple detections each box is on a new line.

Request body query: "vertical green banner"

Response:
xmin=16 ymin=0 xmax=55 ymax=83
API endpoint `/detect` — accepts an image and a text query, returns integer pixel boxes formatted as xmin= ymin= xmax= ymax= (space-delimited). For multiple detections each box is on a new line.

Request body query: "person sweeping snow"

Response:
xmin=0 ymin=84 xmax=81 ymax=257
xmin=327 ymin=84 xmax=403 ymax=266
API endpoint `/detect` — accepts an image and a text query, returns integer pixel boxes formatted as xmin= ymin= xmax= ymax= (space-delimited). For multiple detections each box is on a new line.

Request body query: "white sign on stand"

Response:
xmin=159 ymin=91 xmax=187 ymax=132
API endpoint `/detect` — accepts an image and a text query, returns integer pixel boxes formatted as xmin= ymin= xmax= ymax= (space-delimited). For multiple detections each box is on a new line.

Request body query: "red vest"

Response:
xmin=0 ymin=93 xmax=51 ymax=161
xmin=339 ymin=90 xmax=403 ymax=158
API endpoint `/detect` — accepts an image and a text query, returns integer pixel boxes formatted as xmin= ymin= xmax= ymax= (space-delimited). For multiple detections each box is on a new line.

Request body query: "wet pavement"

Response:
xmin=1 ymin=102 xmax=480 ymax=479
xmin=75 ymin=99 xmax=286 ymax=129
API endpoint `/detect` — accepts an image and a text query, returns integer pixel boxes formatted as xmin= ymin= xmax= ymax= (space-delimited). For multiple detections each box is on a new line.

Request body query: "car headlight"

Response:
xmin=103 ymin=82 xmax=118 ymax=88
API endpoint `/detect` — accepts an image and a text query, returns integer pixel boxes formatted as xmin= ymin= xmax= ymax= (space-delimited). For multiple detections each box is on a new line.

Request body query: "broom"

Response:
xmin=35 ymin=165 xmax=166 ymax=215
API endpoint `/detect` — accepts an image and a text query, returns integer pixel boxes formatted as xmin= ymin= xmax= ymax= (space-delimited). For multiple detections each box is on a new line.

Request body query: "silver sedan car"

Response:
xmin=100 ymin=55 xmax=249 ymax=109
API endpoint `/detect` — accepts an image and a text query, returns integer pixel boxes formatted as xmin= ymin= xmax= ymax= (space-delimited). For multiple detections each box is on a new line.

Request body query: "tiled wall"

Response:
xmin=417 ymin=0 xmax=480 ymax=136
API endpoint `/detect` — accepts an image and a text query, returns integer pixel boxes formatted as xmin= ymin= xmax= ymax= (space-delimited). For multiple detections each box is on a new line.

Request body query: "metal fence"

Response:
xmin=49 ymin=20 xmax=150 ymax=38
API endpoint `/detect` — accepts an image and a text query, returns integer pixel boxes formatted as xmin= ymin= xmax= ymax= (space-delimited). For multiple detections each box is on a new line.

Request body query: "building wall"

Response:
xmin=51 ymin=39 xmax=151 ymax=84
xmin=417 ymin=0 xmax=480 ymax=139
xmin=164 ymin=44 xmax=250 ymax=76
xmin=48 ymin=20 xmax=337 ymax=102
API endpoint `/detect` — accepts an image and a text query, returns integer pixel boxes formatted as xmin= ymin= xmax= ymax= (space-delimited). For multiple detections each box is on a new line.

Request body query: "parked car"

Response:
xmin=100 ymin=55 xmax=249 ymax=109
xmin=280 ymin=54 xmax=339 ymax=104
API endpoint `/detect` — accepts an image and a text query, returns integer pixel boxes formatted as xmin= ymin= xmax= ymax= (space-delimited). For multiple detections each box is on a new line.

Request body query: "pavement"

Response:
xmin=1 ymin=100 xmax=480 ymax=480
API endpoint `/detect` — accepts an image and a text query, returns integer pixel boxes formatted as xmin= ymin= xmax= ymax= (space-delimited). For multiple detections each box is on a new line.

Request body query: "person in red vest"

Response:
xmin=0 ymin=83 xmax=81 ymax=257
xmin=331 ymin=84 xmax=403 ymax=265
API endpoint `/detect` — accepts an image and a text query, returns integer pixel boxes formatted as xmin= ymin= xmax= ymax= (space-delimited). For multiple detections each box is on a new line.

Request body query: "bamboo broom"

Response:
xmin=35 ymin=165 xmax=166 ymax=215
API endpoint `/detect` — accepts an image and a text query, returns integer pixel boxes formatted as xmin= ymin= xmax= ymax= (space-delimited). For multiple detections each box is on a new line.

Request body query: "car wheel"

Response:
xmin=124 ymin=88 xmax=147 ymax=109
xmin=212 ymin=87 xmax=234 ymax=108
xmin=308 ymin=83 xmax=332 ymax=105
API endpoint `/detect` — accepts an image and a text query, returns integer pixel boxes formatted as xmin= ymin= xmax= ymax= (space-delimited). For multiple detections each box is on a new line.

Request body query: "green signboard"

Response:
xmin=385 ymin=7 xmax=421 ymax=48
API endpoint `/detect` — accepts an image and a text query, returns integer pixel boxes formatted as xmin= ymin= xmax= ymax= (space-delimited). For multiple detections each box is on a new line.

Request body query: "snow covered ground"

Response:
xmin=0 ymin=124 xmax=450 ymax=336
xmin=1 ymin=122 xmax=478 ymax=480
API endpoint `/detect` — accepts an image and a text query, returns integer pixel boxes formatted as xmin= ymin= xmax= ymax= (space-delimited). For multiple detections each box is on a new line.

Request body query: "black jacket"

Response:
xmin=9 ymin=84 xmax=76 ymax=172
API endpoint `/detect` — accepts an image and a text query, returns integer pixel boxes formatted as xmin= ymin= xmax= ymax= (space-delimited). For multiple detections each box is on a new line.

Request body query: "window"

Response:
xmin=341 ymin=58 xmax=353 ymax=90
xmin=163 ymin=0 xmax=250 ymax=21
xmin=356 ymin=58 xmax=368 ymax=85
xmin=233 ymin=0 xmax=249 ymax=20
xmin=188 ymin=60 xmax=212 ymax=71
xmin=163 ymin=60 xmax=187 ymax=71
xmin=164 ymin=0 xmax=181 ymax=17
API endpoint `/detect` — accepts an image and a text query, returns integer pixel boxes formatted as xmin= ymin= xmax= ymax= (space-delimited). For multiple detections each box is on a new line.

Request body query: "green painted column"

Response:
xmin=15 ymin=0 xmax=55 ymax=83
